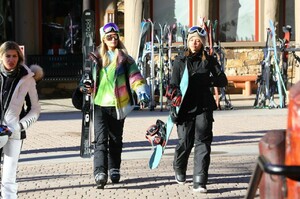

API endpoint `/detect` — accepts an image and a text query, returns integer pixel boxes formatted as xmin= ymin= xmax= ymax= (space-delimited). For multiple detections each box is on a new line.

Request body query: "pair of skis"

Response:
xmin=80 ymin=9 xmax=95 ymax=158
xmin=253 ymin=27 xmax=275 ymax=108
xmin=268 ymin=20 xmax=288 ymax=108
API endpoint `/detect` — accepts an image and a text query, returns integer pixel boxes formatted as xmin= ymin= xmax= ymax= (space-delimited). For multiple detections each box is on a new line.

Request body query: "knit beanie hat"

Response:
xmin=187 ymin=32 xmax=207 ymax=46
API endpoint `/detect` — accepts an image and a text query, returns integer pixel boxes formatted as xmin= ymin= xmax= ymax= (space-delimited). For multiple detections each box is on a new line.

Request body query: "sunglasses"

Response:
xmin=106 ymin=34 xmax=119 ymax=41
xmin=188 ymin=26 xmax=207 ymax=37
xmin=103 ymin=23 xmax=119 ymax=34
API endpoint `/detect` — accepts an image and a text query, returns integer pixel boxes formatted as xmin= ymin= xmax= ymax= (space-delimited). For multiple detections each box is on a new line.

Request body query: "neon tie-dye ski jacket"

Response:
xmin=92 ymin=50 xmax=149 ymax=120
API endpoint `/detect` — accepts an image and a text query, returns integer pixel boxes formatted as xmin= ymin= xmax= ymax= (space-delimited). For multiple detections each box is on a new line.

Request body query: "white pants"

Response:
xmin=1 ymin=139 xmax=22 ymax=199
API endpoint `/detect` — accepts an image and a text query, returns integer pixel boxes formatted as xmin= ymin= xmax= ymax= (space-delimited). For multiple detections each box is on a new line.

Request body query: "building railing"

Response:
xmin=26 ymin=54 xmax=83 ymax=81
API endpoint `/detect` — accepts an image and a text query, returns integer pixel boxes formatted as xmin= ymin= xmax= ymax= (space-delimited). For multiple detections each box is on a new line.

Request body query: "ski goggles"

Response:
xmin=188 ymin=26 xmax=207 ymax=37
xmin=106 ymin=34 xmax=119 ymax=41
xmin=103 ymin=23 xmax=119 ymax=34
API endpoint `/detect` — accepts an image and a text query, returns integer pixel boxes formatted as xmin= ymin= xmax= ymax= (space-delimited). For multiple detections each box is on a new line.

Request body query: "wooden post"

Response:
xmin=258 ymin=130 xmax=285 ymax=199
xmin=286 ymin=81 xmax=300 ymax=199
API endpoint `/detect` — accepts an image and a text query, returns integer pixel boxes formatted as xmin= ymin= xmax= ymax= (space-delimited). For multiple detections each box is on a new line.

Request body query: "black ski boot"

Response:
xmin=193 ymin=175 xmax=207 ymax=193
xmin=174 ymin=170 xmax=186 ymax=185
xmin=95 ymin=173 xmax=107 ymax=189
xmin=109 ymin=168 xmax=120 ymax=183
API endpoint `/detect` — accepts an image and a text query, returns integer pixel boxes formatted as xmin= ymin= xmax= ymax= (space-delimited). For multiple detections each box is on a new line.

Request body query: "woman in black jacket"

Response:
xmin=170 ymin=26 xmax=228 ymax=193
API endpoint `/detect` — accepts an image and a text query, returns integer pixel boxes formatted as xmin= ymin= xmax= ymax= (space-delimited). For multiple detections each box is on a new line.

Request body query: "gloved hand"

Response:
xmin=165 ymin=84 xmax=182 ymax=107
xmin=0 ymin=125 xmax=12 ymax=137
xmin=80 ymin=80 xmax=93 ymax=94
xmin=138 ymin=92 xmax=150 ymax=109
xmin=0 ymin=125 xmax=11 ymax=148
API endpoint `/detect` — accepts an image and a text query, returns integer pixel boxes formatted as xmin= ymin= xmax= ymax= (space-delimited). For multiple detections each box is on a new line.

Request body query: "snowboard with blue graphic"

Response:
xmin=148 ymin=64 xmax=189 ymax=169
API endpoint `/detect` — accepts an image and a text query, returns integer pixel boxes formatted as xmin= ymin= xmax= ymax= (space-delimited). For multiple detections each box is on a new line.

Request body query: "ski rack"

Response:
xmin=136 ymin=18 xmax=187 ymax=111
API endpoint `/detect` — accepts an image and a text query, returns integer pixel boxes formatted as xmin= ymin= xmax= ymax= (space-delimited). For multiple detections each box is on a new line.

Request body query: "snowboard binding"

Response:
xmin=146 ymin=119 xmax=167 ymax=147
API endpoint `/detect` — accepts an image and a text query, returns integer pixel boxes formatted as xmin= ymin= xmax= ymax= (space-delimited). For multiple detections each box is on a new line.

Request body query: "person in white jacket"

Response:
xmin=0 ymin=41 xmax=41 ymax=199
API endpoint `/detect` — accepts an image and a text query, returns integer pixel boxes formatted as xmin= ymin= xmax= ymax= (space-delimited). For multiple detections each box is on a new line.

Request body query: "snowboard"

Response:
xmin=148 ymin=63 xmax=189 ymax=169
xmin=80 ymin=9 xmax=95 ymax=158
xmin=136 ymin=21 xmax=151 ymax=78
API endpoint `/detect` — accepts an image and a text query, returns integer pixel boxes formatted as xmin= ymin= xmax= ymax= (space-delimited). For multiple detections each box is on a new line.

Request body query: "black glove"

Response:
xmin=0 ymin=125 xmax=12 ymax=137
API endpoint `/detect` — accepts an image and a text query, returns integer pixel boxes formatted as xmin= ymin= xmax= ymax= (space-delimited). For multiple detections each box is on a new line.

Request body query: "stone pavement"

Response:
xmin=14 ymin=95 xmax=287 ymax=199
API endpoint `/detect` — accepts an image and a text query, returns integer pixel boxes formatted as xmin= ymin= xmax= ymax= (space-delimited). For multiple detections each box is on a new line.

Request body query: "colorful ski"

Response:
xmin=156 ymin=23 xmax=165 ymax=111
xmin=148 ymin=19 xmax=156 ymax=111
xmin=281 ymin=25 xmax=291 ymax=106
xmin=148 ymin=63 xmax=189 ymax=169
xmin=80 ymin=9 xmax=95 ymax=158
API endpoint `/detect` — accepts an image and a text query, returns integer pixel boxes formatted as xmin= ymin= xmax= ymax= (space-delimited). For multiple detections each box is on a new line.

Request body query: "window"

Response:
xmin=219 ymin=0 xmax=256 ymax=42
xmin=42 ymin=0 xmax=82 ymax=55
xmin=0 ymin=0 xmax=15 ymax=43
xmin=285 ymin=0 xmax=295 ymax=41
xmin=152 ymin=0 xmax=190 ymax=43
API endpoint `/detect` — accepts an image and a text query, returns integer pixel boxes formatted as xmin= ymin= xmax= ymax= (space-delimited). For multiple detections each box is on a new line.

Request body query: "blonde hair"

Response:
xmin=0 ymin=41 xmax=24 ymax=65
xmin=99 ymin=38 xmax=128 ymax=67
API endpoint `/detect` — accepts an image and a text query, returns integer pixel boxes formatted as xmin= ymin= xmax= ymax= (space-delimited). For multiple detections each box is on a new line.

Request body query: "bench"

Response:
xmin=26 ymin=54 xmax=83 ymax=81
xmin=227 ymin=75 xmax=257 ymax=96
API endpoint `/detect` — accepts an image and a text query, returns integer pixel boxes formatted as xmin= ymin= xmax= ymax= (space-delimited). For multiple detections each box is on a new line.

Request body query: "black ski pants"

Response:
xmin=173 ymin=110 xmax=213 ymax=185
xmin=93 ymin=105 xmax=125 ymax=176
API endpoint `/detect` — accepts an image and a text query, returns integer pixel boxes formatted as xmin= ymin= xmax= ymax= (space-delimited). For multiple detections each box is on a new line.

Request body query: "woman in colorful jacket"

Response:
xmin=81 ymin=22 xmax=150 ymax=189
xmin=0 ymin=41 xmax=41 ymax=198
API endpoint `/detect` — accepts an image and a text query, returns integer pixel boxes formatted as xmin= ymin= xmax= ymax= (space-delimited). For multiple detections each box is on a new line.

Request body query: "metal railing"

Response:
xmin=26 ymin=54 xmax=83 ymax=81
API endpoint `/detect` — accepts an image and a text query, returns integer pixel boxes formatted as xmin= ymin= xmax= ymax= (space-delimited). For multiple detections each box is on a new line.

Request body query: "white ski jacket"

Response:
xmin=2 ymin=64 xmax=41 ymax=139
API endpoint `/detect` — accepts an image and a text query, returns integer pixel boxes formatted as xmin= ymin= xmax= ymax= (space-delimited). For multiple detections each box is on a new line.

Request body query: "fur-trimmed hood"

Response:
xmin=29 ymin=64 xmax=44 ymax=82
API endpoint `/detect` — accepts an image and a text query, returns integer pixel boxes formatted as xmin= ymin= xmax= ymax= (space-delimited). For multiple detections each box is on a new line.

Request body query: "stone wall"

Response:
xmin=224 ymin=47 xmax=263 ymax=76
xmin=224 ymin=47 xmax=300 ymax=89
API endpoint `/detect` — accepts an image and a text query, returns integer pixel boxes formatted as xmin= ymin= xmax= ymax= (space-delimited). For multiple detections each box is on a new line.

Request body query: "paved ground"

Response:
xmin=9 ymin=95 xmax=288 ymax=198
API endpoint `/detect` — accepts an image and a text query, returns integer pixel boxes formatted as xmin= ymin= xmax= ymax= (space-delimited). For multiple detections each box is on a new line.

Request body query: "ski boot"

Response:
xmin=109 ymin=168 xmax=120 ymax=183
xmin=95 ymin=173 xmax=107 ymax=189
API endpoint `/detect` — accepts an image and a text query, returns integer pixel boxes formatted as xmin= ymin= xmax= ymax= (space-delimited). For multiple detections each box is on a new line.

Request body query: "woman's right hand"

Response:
xmin=80 ymin=82 xmax=93 ymax=94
